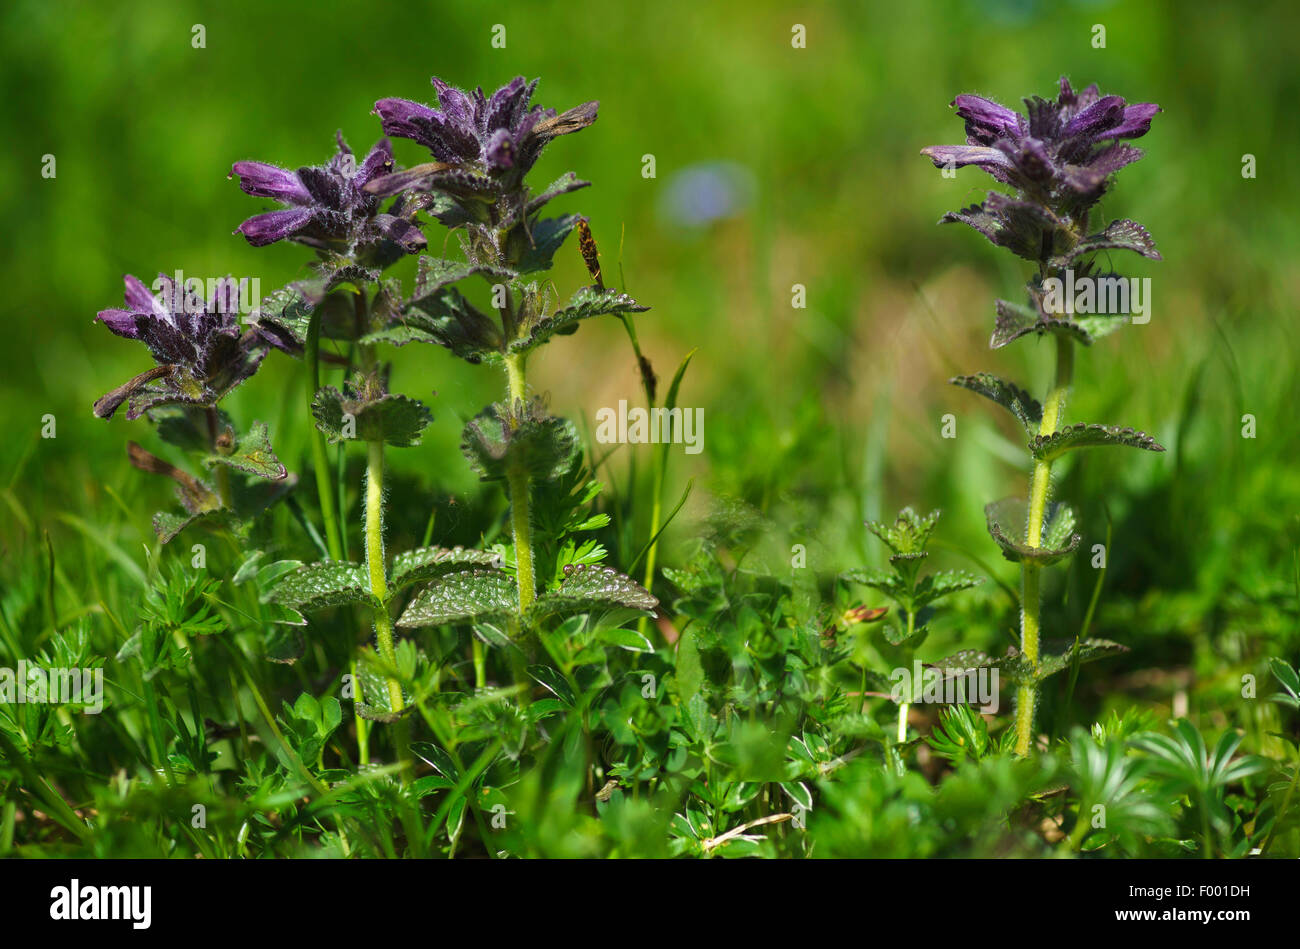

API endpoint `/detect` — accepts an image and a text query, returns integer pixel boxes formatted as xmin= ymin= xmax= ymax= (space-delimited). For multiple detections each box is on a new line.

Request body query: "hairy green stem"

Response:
xmin=504 ymin=351 xmax=536 ymax=610
xmin=471 ymin=637 xmax=486 ymax=690
xmin=897 ymin=609 xmax=917 ymax=743
xmin=365 ymin=440 xmax=403 ymax=715
xmin=1015 ymin=335 xmax=1074 ymax=756
xmin=366 ymin=438 xmax=411 ymax=783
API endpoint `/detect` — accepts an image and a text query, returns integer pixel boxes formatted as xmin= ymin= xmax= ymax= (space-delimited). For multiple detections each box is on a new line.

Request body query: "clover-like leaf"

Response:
xmin=312 ymin=387 xmax=433 ymax=448
xmin=204 ymin=421 xmax=287 ymax=481
xmin=461 ymin=400 xmax=579 ymax=483
xmin=950 ymin=373 xmax=1043 ymax=431
xmin=1029 ymin=423 xmax=1166 ymax=462
xmin=530 ymin=564 xmax=658 ymax=620
xmin=511 ymin=287 xmax=649 ymax=353
xmin=389 ymin=546 xmax=503 ymax=592
xmin=985 ymin=498 xmax=1081 ymax=565
xmin=396 ymin=568 xmax=519 ymax=628
xmin=267 ymin=561 xmax=377 ymax=612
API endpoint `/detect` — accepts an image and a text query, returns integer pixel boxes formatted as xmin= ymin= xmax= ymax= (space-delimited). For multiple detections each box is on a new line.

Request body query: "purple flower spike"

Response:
xmin=93 ymin=273 xmax=267 ymax=420
xmin=368 ymin=75 xmax=598 ymax=202
xmin=923 ymin=78 xmax=1160 ymax=202
xmin=230 ymin=133 xmax=426 ymax=260
xmin=236 ymin=207 xmax=319 ymax=247
xmin=922 ymin=78 xmax=1160 ymax=265
xmin=953 ymin=94 xmax=1024 ymax=144
xmin=231 ymin=161 xmax=313 ymax=204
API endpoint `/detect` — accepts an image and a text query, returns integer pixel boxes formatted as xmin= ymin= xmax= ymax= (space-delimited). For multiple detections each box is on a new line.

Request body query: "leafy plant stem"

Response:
xmin=898 ymin=609 xmax=916 ymax=743
xmin=504 ymin=351 xmax=536 ymax=610
xmin=352 ymin=658 xmax=369 ymax=766
xmin=468 ymin=635 xmax=486 ymax=689
xmin=365 ymin=440 xmax=407 ymax=726
xmin=1016 ymin=334 xmax=1074 ymax=756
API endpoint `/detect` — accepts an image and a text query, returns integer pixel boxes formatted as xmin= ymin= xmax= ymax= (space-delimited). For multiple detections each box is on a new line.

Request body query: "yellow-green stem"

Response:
xmin=504 ymin=352 xmax=536 ymax=610
xmin=1015 ymin=335 xmax=1073 ymax=756
xmin=897 ymin=609 xmax=917 ymax=743
xmin=365 ymin=440 xmax=403 ymax=715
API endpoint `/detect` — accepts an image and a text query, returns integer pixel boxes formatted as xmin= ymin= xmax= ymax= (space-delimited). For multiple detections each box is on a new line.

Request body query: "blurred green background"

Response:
xmin=2 ymin=0 xmax=1297 ymax=728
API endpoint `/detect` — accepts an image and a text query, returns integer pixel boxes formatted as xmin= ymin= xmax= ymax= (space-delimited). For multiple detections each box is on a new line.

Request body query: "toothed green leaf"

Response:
xmin=362 ymin=281 xmax=502 ymax=365
xmin=525 ymin=172 xmax=591 ymax=216
xmin=312 ymin=388 xmax=433 ymax=448
xmin=1058 ymin=219 xmax=1161 ymax=265
xmin=883 ymin=623 xmax=928 ymax=647
xmin=1033 ymin=638 xmax=1129 ymax=680
xmin=152 ymin=509 xmax=230 ymax=545
xmin=985 ymin=498 xmax=1081 ymax=565
xmin=840 ymin=568 xmax=905 ymax=599
xmin=928 ymin=649 xmax=1018 ymax=674
xmin=530 ymin=564 xmax=658 ymax=620
xmin=395 ymin=568 xmax=518 ymax=628
xmin=991 ymin=298 xmax=1094 ymax=349
xmin=511 ymin=287 xmax=649 ymax=353
xmin=264 ymin=625 xmax=306 ymax=664
xmin=1029 ymin=423 xmax=1166 ymax=462
xmin=950 ymin=373 xmax=1043 ymax=431
xmin=411 ymin=255 xmax=513 ymax=297
xmin=460 ymin=401 xmax=579 ymax=483
xmin=250 ymin=283 xmax=315 ymax=353
xmin=1042 ymin=503 xmax=1078 ymax=551
xmin=267 ymin=561 xmax=377 ymax=612
xmin=389 ymin=546 xmax=504 ymax=591
xmin=913 ymin=570 xmax=984 ymax=608
xmin=511 ymin=214 xmax=581 ymax=274
xmin=866 ymin=508 xmax=939 ymax=556
xmin=204 ymin=421 xmax=287 ymax=481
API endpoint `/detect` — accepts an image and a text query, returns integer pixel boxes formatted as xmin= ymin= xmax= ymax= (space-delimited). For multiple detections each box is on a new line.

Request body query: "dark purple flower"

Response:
xmin=231 ymin=133 xmax=426 ymax=256
xmin=368 ymin=76 xmax=597 ymax=199
xmin=922 ymin=78 xmax=1159 ymax=205
xmin=922 ymin=78 xmax=1160 ymax=264
xmin=93 ymin=273 xmax=267 ymax=420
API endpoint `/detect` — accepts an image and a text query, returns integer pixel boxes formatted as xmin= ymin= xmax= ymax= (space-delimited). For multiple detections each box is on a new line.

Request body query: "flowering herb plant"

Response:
xmin=922 ymin=79 xmax=1164 ymax=754
xmin=91 ymin=73 xmax=656 ymax=788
